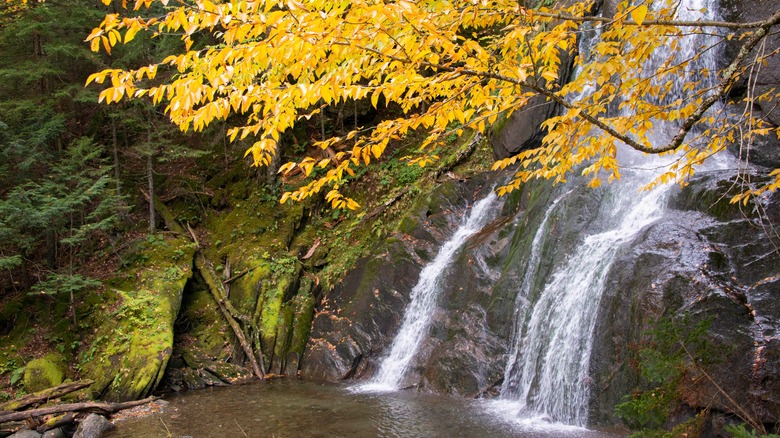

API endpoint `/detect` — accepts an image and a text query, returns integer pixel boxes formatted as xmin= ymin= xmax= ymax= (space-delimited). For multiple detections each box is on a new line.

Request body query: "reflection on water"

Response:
xmin=107 ymin=381 xmax=623 ymax=438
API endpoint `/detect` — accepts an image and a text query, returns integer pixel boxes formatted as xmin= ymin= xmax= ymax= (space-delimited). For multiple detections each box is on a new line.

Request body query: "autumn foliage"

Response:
xmin=84 ymin=0 xmax=780 ymax=208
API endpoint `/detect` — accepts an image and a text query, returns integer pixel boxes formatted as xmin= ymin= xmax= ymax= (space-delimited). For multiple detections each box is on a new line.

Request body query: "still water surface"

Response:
xmin=107 ymin=380 xmax=623 ymax=437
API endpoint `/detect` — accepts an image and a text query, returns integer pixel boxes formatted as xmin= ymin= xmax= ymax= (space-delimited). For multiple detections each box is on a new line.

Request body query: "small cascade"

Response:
xmin=497 ymin=0 xmax=727 ymax=427
xmin=500 ymin=182 xmax=670 ymax=425
xmin=501 ymin=190 xmax=572 ymax=392
xmin=358 ymin=191 xmax=500 ymax=391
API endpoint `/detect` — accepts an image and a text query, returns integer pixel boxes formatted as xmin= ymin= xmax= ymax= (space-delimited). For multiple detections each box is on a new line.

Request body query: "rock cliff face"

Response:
xmin=301 ymin=164 xmax=780 ymax=427
xmin=301 ymin=176 xmax=508 ymax=389
xmin=590 ymin=170 xmax=780 ymax=425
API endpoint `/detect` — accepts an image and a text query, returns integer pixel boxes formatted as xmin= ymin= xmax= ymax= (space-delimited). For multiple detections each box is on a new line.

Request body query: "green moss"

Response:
xmin=23 ymin=354 xmax=65 ymax=392
xmin=396 ymin=216 xmax=420 ymax=235
xmin=289 ymin=292 xmax=315 ymax=356
xmin=202 ymin=192 xmax=304 ymax=264
xmin=181 ymin=277 xmax=231 ymax=358
xmin=272 ymin=303 xmax=295 ymax=371
xmin=229 ymin=257 xmax=273 ymax=316
xmin=80 ymin=235 xmax=194 ymax=402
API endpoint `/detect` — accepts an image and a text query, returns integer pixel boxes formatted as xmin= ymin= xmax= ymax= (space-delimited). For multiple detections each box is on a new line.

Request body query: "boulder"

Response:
xmin=8 ymin=430 xmax=42 ymax=438
xmin=80 ymin=236 xmax=195 ymax=401
xmin=41 ymin=428 xmax=66 ymax=438
xmin=73 ymin=414 xmax=114 ymax=438
xmin=22 ymin=354 xmax=65 ymax=393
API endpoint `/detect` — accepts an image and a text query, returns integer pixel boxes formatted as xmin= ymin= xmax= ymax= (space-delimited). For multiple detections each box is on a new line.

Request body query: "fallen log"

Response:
xmin=0 ymin=397 xmax=155 ymax=424
xmin=189 ymin=224 xmax=265 ymax=380
xmin=431 ymin=132 xmax=480 ymax=181
xmin=0 ymin=380 xmax=93 ymax=412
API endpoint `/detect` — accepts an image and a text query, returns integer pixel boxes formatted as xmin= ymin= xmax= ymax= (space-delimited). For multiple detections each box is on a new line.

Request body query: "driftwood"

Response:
xmin=431 ymin=132 xmax=481 ymax=181
xmin=0 ymin=380 xmax=93 ymax=412
xmin=300 ymin=238 xmax=321 ymax=260
xmin=0 ymin=397 xmax=155 ymax=424
xmin=141 ymin=189 xmax=265 ymax=380
xmin=36 ymin=412 xmax=76 ymax=434
xmin=222 ymin=267 xmax=256 ymax=285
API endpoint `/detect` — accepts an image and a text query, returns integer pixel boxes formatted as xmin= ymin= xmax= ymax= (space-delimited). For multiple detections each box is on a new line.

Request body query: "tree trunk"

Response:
xmin=266 ymin=139 xmax=281 ymax=188
xmin=0 ymin=397 xmax=156 ymax=424
xmin=111 ymin=118 xmax=121 ymax=198
xmin=0 ymin=380 xmax=94 ymax=412
xmin=147 ymin=153 xmax=155 ymax=234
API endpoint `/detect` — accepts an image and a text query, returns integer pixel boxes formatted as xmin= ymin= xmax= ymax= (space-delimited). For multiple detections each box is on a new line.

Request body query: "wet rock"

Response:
xmin=8 ymin=430 xmax=42 ymax=438
xmin=719 ymin=0 xmax=780 ymax=127
xmin=300 ymin=241 xmax=422 ymax=381
xmin=41 ymin=428 xmax=66 ymax=438
xmin=301 ymin=177 xmax=504 ymax=384
xmin=73 ymin=414 xmax=114 ymax=438
xmin=491 ymin=95 xmax=559 ymax=159
xmin=590 ymin=170 xmax=780 ymax=426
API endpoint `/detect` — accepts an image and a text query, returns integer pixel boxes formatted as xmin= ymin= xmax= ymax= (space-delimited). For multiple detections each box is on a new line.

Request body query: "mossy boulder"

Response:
xmin=23 ymin=354 xmax=66 ymax=392
xmin=80 ymin=236 xmax=194 ymax=402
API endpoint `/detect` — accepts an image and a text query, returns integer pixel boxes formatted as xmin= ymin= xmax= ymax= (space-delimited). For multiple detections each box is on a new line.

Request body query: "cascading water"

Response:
xmin=500 ymin=190 xmax=572 ymax=392
xmin=357 ymin=191 xmax=500 ymax=392
xmin=496 ymin=0 xmax=726 ymax=427
xmin=500 ymin=182 xmax=671 ymax=426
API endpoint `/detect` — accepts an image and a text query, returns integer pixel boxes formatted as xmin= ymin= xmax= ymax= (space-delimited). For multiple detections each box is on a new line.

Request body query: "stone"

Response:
xmin=8 ymin=430 xmax=42 ymax=438
xmin=490 ymin=94 xmax=559 ymax=159
xmin=719 ymin=0 xmax=780 ymax=127
xmin=41 ymin=428 xmax=66 ymax=438
xmin=80 ymin=236 xmax=195 ymax=402
xmin=73 ymin=414 xmax=114 ymax=438
xmin=22 ymin=355 xmax=65 ymax=393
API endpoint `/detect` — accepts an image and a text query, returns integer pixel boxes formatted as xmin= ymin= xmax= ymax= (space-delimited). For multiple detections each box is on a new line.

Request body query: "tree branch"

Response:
xmin=0 ymin=397 xmax=156 ymax=424
xmin=349 ymin=7 xmax=780 ymax=156
xmin=525 ymin=10 xmax=772 ymax=29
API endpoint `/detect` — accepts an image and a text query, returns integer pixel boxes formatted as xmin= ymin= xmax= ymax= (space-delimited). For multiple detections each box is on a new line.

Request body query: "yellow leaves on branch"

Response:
xmin=85 ymin=0 xmax=780 ymax=206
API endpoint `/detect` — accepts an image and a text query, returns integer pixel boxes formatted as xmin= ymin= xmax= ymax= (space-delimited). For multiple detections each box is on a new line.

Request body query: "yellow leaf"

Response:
xmin=631 ymin=5 xmax=648 ymax=26
xmin=125 ymin=24 xmax=140 ymax=44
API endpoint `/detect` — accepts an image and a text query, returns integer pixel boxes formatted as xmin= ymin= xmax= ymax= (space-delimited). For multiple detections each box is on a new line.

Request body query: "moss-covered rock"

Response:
xmin=23 ymin=354 xmax=66 ymax=392
xmin=80 ymin=235 xmax=195 ymax=402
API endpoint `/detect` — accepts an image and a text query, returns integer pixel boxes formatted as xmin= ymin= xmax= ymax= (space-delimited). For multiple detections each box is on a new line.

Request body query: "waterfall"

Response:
xmin=500 ymin=182 xmax=670 ymax=425
xmin=358 ymin=191 xmax=500 ymax=391
xmin=500 ymin=189 xmax=572 ymax=395
xmin=496 ymin=0 xmax=725 ymax=427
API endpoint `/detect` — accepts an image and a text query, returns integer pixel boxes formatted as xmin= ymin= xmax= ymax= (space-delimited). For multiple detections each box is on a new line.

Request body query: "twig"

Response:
xmin=235 ymin=419 xmax=248 ymax=437
xmin=680 ymin=342 xmax=765 ymax=434
xmin=159 ymin=416 xmax=172 ymax=438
